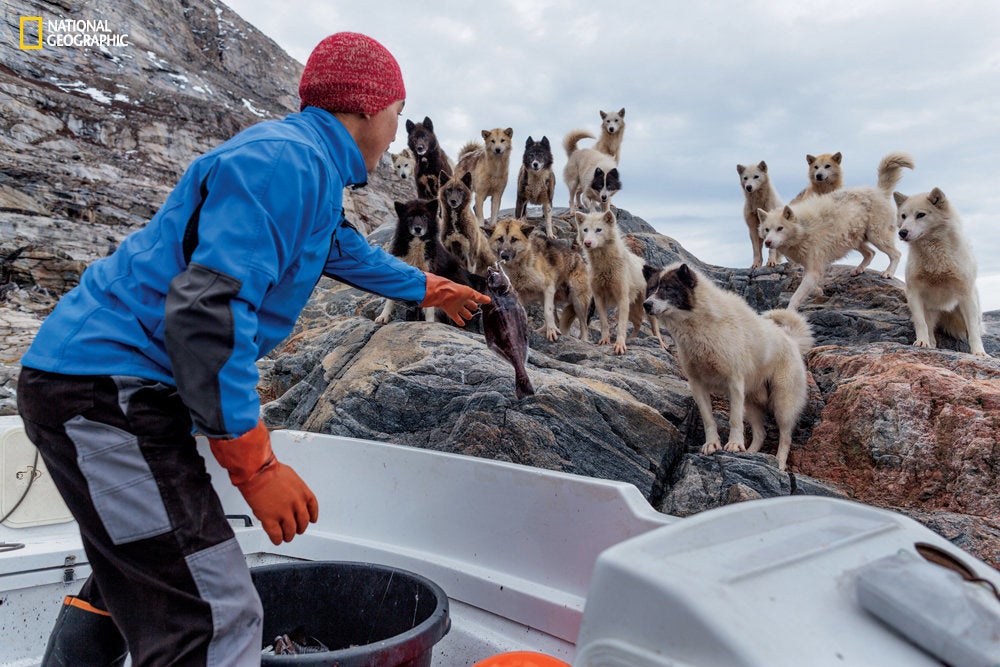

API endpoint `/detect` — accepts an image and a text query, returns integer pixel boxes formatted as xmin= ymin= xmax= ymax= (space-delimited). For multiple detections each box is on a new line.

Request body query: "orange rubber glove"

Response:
xmin=209 ymin=420 xmax=319 ymax=545
xmin=420 ymin=271 xmax=491 ymax=326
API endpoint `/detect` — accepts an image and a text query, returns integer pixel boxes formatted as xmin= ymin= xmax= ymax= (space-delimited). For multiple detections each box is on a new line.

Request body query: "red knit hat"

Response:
xmin=299 ymin=32 xmax=405 ymax=114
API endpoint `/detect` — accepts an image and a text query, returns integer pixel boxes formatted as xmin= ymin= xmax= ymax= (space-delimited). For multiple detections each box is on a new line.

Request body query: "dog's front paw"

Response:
xmin=700 ymin=440 xmax=722 ymax=455
xmin=850 ymin=267 xmax=865 ymax=276
xmin=374 ymin=315 xmax=390 ymax=325
xmin=545 ymin=326 xmax=562 ymax=342
xmin=913 ymin=338 xmax=932 ymax=348
xmin=724 ymin=440 xmax=747 ymax=453
xmin=880 ymin=269 xmax=894 ymax=279
xmin=613 ymin=339 xmax=627 ymax=355
xmin=598 ymin=335 xmax=611 ymax=346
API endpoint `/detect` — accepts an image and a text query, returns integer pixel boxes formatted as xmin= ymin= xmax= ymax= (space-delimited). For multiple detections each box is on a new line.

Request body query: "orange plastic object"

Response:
xmin=472 ymin=651 xmax=571 ymax=667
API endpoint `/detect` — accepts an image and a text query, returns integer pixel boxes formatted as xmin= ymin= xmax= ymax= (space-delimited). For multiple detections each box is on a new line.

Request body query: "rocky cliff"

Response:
xmin=1 ymin=0 xmax=998 ymax=571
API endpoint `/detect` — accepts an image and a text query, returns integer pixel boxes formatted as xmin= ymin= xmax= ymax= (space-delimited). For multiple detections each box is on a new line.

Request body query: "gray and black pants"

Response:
xmin=17 ymin=368 xmax=262 ymax=666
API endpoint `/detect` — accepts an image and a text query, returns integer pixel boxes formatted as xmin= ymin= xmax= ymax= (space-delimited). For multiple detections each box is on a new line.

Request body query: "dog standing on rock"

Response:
xmin=575 ymin=210 xmax=666 ymax=355
xmin=456 ymin=127 xmax=514 ymax=228
xmin=644 ymin=263 xmax=814 ymax=471
xmin=758 ymin=151 xmax=912 ymax=310
xmin=405 ymin=116 xmax=453 ymax=199
xmin=894 ymin=187 xmax=989 ymax=357
xmin=737 ymin=160 xmax=783 ymax=268
xmin=515 ymin=136 xmax=557 ymax=237
xmin=593 ymin=108 xmax=626 ymax=163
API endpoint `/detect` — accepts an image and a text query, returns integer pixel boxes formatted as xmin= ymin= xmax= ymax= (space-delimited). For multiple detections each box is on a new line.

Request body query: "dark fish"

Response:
xmin=481 ymin=262 xmax=534 ymax=399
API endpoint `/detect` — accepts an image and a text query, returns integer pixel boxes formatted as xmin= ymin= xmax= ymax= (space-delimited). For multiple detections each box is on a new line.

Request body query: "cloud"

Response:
xmin=224 ymin=0 xmax=1000 ymax=310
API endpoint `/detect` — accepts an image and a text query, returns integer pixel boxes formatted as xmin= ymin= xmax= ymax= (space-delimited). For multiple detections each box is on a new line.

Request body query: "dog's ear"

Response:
xmin=540 ymin=136 xmax=550 ymax=148
xmin=504 ymin=127 xmax=513 ymax=138
xmin=832 ymin=152 xmax=842 ymax=164
xmin=642 ymin=263 xmax=658 ymax=283
xmin=599 ymin=110 xmax=607 ymax=120
xmin=756 ymin=208 xmax=769 ymax=224
xmin=928 ymin=187 xmax=948 ymax=209
xmin=677 ymin=263 xmax=697 ymax=288
xmin=618 ymin=107 xmax=625 ymax=117
xmin=603 ymin=210 xmax=616 ymax=226
xmin=423 ymin=116 xmax=433 ymax=131
xmin=405 ymin=119 xmax=415 ymax=132
xmin=782 ymin=205 xmax=795 ymax=221
xmin=461 ymin=172 xmax=473 ymax=189
xmin=607 ymin=168 xmax=619 ymax=180
xmin=806 ymin=154 xmax=816 ymax=165
xmin=573 ymin=212 xmax=586 ymax=227
xmin=758 ymin=160 xmax=767 ymax=172
xmin=594 ymin=167 xmax=604 ymax=178
xmin=893 ymin=191 xmax=908 ymax=207
xmin=481 ymin=129 xmax=490 ymax=141
xmin=737 ymin=164 xmax=745 ymax=175
xmin=394 ymin=201 xmax=407 ymax=218
xmin=525 ymin=136 xmax=534 ymax=147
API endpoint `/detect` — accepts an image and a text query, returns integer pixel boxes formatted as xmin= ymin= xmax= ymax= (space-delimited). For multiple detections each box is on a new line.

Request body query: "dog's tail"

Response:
xmin=877 ymin=151 xmax=915 ymax=195
xmin=563 ymin=129 xmax=595 ymax=158
xmin=456 ymin=140 xmax=483 ymax=175
xmin=763 ymin=309 xmax=814 ymax=355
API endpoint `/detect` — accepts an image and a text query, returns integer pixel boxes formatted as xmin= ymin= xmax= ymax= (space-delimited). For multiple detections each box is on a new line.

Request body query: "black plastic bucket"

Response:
xmin=252 ymin=561 xmax=451 ymax=666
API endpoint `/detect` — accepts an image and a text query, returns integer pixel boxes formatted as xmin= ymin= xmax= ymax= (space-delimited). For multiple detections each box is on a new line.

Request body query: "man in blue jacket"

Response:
xmin=17 ymin=32 xmax=488 ymax=666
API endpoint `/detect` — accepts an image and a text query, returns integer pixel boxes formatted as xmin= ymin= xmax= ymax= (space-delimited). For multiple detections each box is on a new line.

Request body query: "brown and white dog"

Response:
xmin=489 ymin=217 xmax=591 ymax=342
xmin=438 ymin=171 xmax=496 ymax=275
xmin=789 ymin=151 xmax=843 ymax=204
xmin=514 ymin=136 xmax=557 ymax=237
xmin=456 ymin=127 xmax=514 ymax=228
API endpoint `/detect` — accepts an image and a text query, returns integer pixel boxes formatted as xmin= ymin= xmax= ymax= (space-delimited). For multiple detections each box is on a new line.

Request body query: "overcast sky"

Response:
xmin=224 ymin=0 xmax=1000 ymax=311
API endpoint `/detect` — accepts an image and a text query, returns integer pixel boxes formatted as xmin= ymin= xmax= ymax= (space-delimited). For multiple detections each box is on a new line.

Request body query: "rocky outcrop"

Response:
xmin=2 ymin=0 xmax=998 ymax=571
xmin=252 ymin=208 xmax=1000 ymax=568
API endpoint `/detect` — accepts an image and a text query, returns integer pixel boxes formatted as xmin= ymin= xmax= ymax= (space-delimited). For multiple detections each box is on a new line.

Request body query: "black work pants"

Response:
xmin=17 ymin=368 xmax=262 ymax=666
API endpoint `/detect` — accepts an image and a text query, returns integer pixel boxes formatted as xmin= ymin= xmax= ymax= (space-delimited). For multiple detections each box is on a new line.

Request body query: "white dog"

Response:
xmin=894 ymin=188 xmax=988 ymax=356
xmin=758 ymin=151 xmax=912 ymax=310
xmin=644 ymin=263 xmax=813 ymax=470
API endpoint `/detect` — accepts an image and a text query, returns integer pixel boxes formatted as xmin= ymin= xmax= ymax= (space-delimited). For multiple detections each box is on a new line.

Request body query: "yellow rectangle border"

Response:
xmin=20 ymin=17 xmax=43 ymax=50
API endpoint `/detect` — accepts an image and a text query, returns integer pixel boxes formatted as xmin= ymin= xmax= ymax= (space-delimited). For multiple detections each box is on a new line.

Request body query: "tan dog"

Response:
xmin=644 ymin=263 xmax=814 ymax=470
xmin=894 ymin=188 xmax=988 ymax=356
xmin=593 ymin=108 xmax=626 ymax=163
xmin=489 ymin=217 xmax=591 ymax=342
xmin=789 ymin=151 xmax=843 ymax=204
xmin=575 ymin=210 xmax=666 ymax=355
xmin=438 ymin=171 xmax=496 ymax=275
xmin=456 ymin=128 xmax=514 ymax=228
xmin=758 ymin=151 xmax=912 ymax=310
xmin=563 ymin=130 xmax=619 ymax=214
xmin=391 ymin=148 xmax=415 ymax=180
xmin=737 ymin=161 xmax=784 ymax=268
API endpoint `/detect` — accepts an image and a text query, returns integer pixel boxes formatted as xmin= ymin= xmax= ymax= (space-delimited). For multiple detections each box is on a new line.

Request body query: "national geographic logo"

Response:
xmin=18 ymin=17 xmax=130 ymax=50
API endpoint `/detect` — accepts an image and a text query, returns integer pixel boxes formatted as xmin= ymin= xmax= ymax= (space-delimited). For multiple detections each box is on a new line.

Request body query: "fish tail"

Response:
xmin=515 ymin=370 xmax=535 ymax=399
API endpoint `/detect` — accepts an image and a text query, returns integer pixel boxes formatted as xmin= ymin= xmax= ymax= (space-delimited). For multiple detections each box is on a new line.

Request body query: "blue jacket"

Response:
xmin=22 ymin=108 xmax=426 ymax=438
